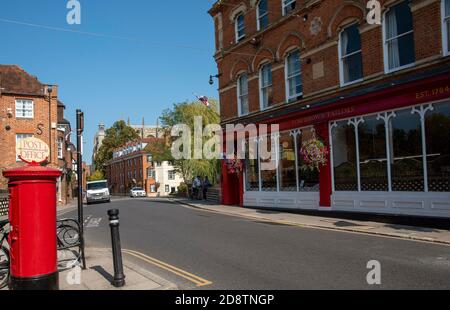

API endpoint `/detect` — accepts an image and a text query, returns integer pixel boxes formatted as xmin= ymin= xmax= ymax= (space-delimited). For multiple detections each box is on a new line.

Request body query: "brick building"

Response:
xmin=105 ymin=138 xmax=181 ymax=197
xmin=0 ymin=65 xmax=60 ymax=186
xmin=209 ymin=0 xmax=450 ymax=218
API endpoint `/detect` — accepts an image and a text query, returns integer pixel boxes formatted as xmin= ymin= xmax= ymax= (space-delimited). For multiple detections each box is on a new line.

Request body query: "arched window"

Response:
xmin=339 ymin=23 xmax=363 ymax=86
xmin=257 ymin=0 xmax=269 ymax=31
xmin=237 ymin=74 xmax=249 ymax=116
xmin=285 ymin=50 xmax=303 ymax=101
xmin=383 ymin=0 xmax=415 ymax=72
xmin=235 ymin=13 xmax=246 ymax=43
xmin=259 ymin=63 xmax=273 ymax=109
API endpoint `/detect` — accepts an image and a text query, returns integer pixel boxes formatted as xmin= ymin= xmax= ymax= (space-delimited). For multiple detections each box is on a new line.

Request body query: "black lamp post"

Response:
xmin=47 ymin=86 xmax=53 ymax=163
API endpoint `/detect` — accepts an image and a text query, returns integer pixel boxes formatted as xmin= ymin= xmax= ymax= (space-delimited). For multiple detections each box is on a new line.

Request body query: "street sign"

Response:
xmin=16 ymin=137 xmax=50 ymax=164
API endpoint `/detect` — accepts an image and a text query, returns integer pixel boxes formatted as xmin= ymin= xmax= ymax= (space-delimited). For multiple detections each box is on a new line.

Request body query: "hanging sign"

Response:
xmin=16 ymin=137 xmax=50 ymax=164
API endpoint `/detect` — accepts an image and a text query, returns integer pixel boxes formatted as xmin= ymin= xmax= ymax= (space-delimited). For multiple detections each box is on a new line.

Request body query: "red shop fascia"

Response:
xmin=220 ymin=69 xmax=450 ymax=207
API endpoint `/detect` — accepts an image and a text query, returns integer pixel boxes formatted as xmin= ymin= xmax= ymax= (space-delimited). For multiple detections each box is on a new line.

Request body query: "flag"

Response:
xmin=196 ymin=95 xmax=210 ymax=107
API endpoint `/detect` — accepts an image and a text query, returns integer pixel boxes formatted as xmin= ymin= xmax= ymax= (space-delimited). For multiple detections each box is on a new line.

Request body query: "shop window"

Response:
xmin=260 ymin=135 xmax=278 ymax=191
xmin=257 ymin=0 xmax=269 ymax=31
xmin=16 ymin=133 xmax=33 ymax=161
xmin=332 ymin=121 xmax=358 ymax=191
xmin=245 ymin=139 xmax=260 ymax=191
xmin=298 ymin=128 xmax=320 ymax=192
xmin=390 ymin=109 xmax=424 ymax=192
xmin=425 ymin=101 xmax=450 ymax=192
xmin=237 ymin=74 xmax=249 ymax=116
xmin=235 ymin=13 xmax=245 ymax=43
xmin=383 ymin=0 xmax=415 ymax=72
xmin=279 ymin=132 xmax=297 ymax=191
xmin=285 ymin=50 xmax=303 ymax=101
xmin=443 ymin=0 xmax=450 ymax=55
xmin=259 ymin=63 xmax=273 ymax=109
xmin=339 ymin=23 xmax=363 ymax=86
xmin=358 ymin=116 xmax=388 ymax=191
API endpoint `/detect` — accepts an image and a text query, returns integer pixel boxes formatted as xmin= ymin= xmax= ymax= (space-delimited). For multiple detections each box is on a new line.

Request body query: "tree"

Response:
xmin=94 ymin=120 xmax=140 ymax=174
xmin=160 ymin=99 xmax=221 ymax=184
xmin=88 ymin=170 xmax=105 ymax=182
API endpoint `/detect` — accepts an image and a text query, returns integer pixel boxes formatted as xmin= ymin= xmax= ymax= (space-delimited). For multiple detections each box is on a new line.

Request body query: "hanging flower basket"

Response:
xmin=300 ymin=137 xmax=329 ymax=172
xmin=225 ymin=156 xmax=243 ymax=174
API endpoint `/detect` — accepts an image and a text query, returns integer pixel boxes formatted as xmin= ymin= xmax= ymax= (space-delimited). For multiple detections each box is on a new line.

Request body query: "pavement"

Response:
xmin=59 ymin=248 xmax=177 ymax=290
xmin=171 ymin=198 xmax=450 ymax=245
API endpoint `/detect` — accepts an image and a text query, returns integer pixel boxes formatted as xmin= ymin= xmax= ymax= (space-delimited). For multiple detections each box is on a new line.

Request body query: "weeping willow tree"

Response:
xmin=160 ymin=99 xmax=221 ymax=184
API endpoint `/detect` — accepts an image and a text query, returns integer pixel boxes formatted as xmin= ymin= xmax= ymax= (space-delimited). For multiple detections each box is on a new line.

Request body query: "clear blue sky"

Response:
xmin=0 ymin=0 xmax=219 ymax=164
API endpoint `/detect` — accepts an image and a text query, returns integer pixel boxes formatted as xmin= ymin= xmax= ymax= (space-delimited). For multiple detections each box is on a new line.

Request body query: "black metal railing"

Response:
xmin=0 ymin=194 xmax=8 ymax=217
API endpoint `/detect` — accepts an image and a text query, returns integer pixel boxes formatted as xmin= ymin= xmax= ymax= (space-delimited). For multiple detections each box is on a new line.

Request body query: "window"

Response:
xmin=282 ymin=0 xmax=296 ymax=16
xmin=285 ymin=50 xmax=303 ymax=101
xmin=15 ymin=99 xmax=34 ymax=118
xmin=148 ymin=168 xmax=155 ymax=179
xmin=443 ymin=0 xmax=450 ymax=56
xmin=257 ymin=0 xmax=269 ymax=30
xmin=165 ymin=185 xmax=170 ymax=193
xmin=245 ymin=139 xmax=260 ymax=191
xmin=259 ymin=63 xmax=273 ymax=109
xmin=57 ymin=137 xmax=64 ymax=159
xmin=339 ymin=24 xmax=363 ymax=85
xmin=279 ymin=132 xmax=297 ymax=191
xmin=237 ymin=74 xmax=249 ymax=116
xmin=16 ymin=133 xmax=33 ymax=161
xmin=331 ymin=101 xmax=450 ymax=193
xmin=297 ymin=128 xmax=320 ymax=191
xmin=235 ymin=13 xmax=245 ymax=43
xmin=168 ymin=170 xmax=175 ymax=180
xmin=147 ymin=154 xmax=153 ymax=162
xmin=384 ymin=0 xmax=415 ymax=72
xmin=260 ymin=135 xmax=278 ymax=191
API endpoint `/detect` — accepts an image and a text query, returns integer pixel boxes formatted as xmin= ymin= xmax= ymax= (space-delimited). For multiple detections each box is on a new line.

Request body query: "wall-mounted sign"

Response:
xmin=16 ymin=137 xmax=50 ymax=164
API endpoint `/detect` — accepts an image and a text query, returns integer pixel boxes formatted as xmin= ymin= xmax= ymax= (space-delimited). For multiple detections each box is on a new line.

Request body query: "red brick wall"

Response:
xmin=0 ymin=88 xmax=59 ymax=188
xmin=210 ymin=0 xmax=447 ymax=123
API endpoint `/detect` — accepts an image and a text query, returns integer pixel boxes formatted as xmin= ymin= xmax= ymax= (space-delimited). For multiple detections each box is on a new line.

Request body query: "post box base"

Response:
xmin=9 ymin=272 xmax=59 ymax=290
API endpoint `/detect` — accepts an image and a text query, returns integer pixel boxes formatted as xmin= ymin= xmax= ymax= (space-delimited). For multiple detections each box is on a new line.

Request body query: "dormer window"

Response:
xmin=235 ymin=13 xmax=245 ymax=43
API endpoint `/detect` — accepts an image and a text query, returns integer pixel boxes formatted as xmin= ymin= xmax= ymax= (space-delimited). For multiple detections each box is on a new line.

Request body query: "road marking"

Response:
xmin=122 ymin=249 xmax=212 ymax=287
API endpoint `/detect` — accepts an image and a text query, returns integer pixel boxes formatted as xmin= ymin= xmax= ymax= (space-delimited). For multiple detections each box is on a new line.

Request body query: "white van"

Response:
xmin=86 ymin=180 xmax=111 ymax=204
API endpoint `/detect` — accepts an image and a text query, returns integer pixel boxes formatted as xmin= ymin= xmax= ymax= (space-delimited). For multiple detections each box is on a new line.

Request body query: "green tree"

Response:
xmin=160 ymin=99 xmax=221 ymax=184
xmin=88 ymin=170 xmax=105 ymax=182
xmin=94 ymin=120 xmax=140 ymax=174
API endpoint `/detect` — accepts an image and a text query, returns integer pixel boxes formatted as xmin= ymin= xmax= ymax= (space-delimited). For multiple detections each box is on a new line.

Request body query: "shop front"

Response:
xmin=226 ymin=73 xmax=450 ymax=218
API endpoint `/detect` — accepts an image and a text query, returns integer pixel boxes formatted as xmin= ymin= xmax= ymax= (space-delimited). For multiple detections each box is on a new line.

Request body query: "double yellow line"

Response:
xmin=123 ymin=249 xmax=212 ymax=287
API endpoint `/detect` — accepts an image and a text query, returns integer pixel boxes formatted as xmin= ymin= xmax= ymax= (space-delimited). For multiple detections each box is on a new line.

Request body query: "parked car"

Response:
xmin=86 ymin=180 xmax=111 ymax=204
xmin=130 ymin=187 xmax=147 ymax=198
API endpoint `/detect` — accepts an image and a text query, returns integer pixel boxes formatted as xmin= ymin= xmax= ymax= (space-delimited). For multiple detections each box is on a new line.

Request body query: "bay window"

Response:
xmin=285 ymin=50 xmax=303 ymax=101
xmin=237 ymin=74 xmax=249 ymax=116
xmin=259 ymin=63 xmax=273 ymax=109
xmin=257 ymin=0 xmax=269 ymax=31
xmin=383 ymin=0 xmax=415 ymax=72
xmin=331 ymin=100 xmax=450 ymax=193
xmin=339 ymin=23 xmax=363 ymax=85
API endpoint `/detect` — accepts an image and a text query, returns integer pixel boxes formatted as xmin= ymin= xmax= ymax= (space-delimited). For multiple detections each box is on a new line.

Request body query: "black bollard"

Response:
xmin=107 ymin=209 xmax=126 ymax=287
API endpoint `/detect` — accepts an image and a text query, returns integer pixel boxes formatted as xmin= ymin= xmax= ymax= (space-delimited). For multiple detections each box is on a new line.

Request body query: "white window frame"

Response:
xmin=338 ymin=23 xmax=364 ymax=87
xmin=15 ymin=99 xmax=34 ymax=119
xmin=15 ymin=133 xmax=33 ymax=161
xmin=168 ymin=170 xmax=175 ymax=180
xmin=259 ymin=63 xmax=272 ymax=110
xmin=282 ymin=0 xmax=296 ymax=16
xmin=256 ymin=0 xmax=269 ymax=31
xmin=235 ymin=13 xmax=245 ymax=43
xmin=443 ymin=0 xmax=450 ymax=56
xmin=57 ymin=137 xmax=64 ymax=160
xmin=382 ymin=1 xmax=415 ymax=73
xmin=237 ymin=73 xmax=249 ymax=116
xmin=284 ymin=49 xmax=303 ymax=102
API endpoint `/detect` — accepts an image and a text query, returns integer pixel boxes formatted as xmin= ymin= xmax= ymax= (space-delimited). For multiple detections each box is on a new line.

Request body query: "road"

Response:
xmin=60 ymin=198 xmax=450 ymax=290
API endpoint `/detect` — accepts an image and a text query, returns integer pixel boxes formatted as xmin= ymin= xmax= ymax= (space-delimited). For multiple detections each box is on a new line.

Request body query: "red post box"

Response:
xmin=3 ymin=165 xmax=61 ymax=290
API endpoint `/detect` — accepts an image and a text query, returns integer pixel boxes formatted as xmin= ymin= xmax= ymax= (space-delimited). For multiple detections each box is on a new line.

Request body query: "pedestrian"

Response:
xmin=194 ymin=176 xmax=201 ymax=200
xmin=202 ymin=176 xmax=211 ymax=201
xmin=190 ymin=178 xmax=197 ymax=200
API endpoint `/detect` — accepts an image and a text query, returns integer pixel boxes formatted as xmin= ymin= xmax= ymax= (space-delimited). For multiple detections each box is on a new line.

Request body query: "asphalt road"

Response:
xmin=61 ymin=198 xmax=450 ymax=290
